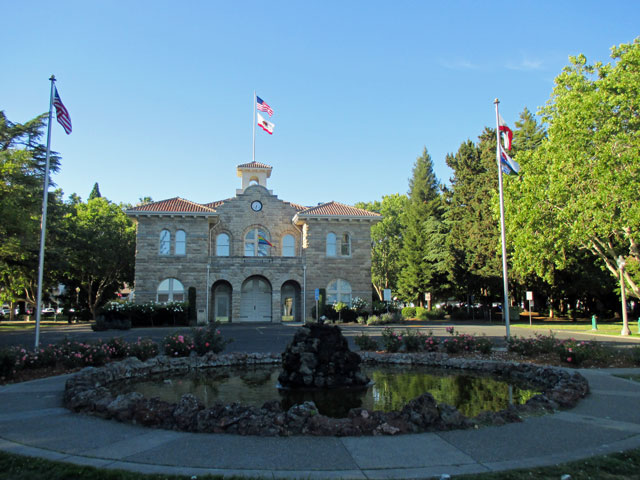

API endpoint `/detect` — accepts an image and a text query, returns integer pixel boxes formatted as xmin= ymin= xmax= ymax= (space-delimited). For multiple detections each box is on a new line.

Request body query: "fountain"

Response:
xmin=278 ymin=323 xmax=370 ymax=389
xmin=63 ymin=325 xmax=590 ymax=436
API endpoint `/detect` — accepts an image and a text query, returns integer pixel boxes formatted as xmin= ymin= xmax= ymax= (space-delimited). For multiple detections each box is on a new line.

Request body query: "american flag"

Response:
xmin=53 ymin=87 xmax=72 ymax=134
xmin=256 ymin=96 xmax=274 ymax=117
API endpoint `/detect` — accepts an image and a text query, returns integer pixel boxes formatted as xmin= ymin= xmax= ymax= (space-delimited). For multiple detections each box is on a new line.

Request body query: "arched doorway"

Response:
xmin=281 ymin=280 xmax=301 ymax=322
xmin=212 ymin=281 xmax=232 ymax=323
xmin=239 ymin=276 xmax=272 ymax=322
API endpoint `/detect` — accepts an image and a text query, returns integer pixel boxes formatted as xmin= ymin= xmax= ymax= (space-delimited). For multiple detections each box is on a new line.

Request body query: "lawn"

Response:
xmin=0 ymin=320 xmax=77 ymax=332
xmin=512 ymin=320 xmax=640 ymax=337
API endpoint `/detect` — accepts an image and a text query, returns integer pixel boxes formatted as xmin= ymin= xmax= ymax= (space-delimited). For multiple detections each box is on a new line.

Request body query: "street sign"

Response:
xmin=383 ymin=289 xmax=391 ymax=302
xmin=526 ymin=291 xmax=533 ymax=301
xmin=425 ymin=293 xmax=431 ymax=301
xmin=314 ymin=288 xmax=320 ymax=301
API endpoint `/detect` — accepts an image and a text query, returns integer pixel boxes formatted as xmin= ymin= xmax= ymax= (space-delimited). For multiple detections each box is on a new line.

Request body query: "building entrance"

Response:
xmin=239 ymin=276 xmax=272 ymax=322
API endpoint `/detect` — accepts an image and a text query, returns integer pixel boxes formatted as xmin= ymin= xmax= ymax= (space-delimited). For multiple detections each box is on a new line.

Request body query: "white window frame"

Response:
xmin=244 ymin=228 xmax=271 ymax=257
xmin=327 ymin=279 xmax=352 ymax=307
xmin=175 ymin=230 xmax=186 ymax=255
xmin=341 ymin=233 xmax=351 ymax=256
xmin=282 ymin=234 xmax=295 ymax=257
xmin=156 ymin=278 xmax=185 ymax=303
xmin=159 ymin=229 xmax=171 ymax=256
xmin=326 ymin=232 xmax=337 ymax=257
xmin=216 ymin=233 xmax=230 ymax=256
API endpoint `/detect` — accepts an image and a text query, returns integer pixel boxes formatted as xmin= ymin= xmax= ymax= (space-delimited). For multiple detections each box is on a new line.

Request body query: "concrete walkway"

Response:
xmin=1 ymin=367 xmax=640 ymax=479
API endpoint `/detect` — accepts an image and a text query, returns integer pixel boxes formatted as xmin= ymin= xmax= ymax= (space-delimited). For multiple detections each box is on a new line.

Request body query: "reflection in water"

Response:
xmin=113 ymin=365 xmax=539 ymax=419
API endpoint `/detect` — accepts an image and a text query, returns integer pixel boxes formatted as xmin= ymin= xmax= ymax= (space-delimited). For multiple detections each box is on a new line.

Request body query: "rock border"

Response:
xmin=63 ymin=351 xmax=589 ymax=436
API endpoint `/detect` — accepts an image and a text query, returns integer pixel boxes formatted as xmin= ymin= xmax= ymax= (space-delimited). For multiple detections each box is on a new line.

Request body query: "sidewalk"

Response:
xmin=1 ymin=367 xmax=640 ymax=479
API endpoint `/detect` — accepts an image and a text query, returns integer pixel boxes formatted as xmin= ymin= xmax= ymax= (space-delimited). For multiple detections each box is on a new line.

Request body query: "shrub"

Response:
xmin=106 ymin=337 xmax=131 ymax=359
xmin=401 ymin=329 xmax=424 ymax=352
xmin=351 ymin=297 xmax=369 ymax=314
xmin=442 ymin=327 xmax=481 ymax=354
xmin=354 ymin=333 xmax=379 ymax=351
xmin=423 ymin=333 xmax=440 ymax=352
xmin=128 ymin=338 xmax=159 ymax=361
xmin=401 ymin=307 xmax=416 ymax=319
xmin=92 ymin=316 xmax=131 ymax=331
xmin=629 ymin=346 xmax=640 ymax=365
xmin=380 ymin=327 xmax=403 ymax=352
xmin=474 ymin=336 xmax=493 ymax=354
xmin=163 ymin=333 xmax=194 ymax=357
xmin=0 ymin=347 xmax=19 ymax=379
xmin=192 ymin=322 xmax=232 ymax=355
xmin=356 ymin=315 xmax=367 ymax=325
xmin=415 ymin=307 xmax=427 ymax=320
xmin=381 ymin=312 xmax=402 ymax=323
xmin=424 ymin=308 xmax=446 ymax=320
xmin=557 ymin=340 xmax=592 ymax=366
xmin=507 ymin=332 xmax=559 ymax=357
xmin=366 ymin=315 xmax=381 ymax=325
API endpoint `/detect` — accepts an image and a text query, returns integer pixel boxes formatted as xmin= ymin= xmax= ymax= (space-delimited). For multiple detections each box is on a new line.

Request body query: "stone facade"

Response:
xmin=127 ymin=162 xmax=380 ymax=324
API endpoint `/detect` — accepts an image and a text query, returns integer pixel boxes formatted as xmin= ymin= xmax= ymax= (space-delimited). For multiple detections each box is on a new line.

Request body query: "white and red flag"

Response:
xmin=498 ymin=114 xmax=512 ymax=150
xmin=257 ymin=112 xmax=275 ymax=134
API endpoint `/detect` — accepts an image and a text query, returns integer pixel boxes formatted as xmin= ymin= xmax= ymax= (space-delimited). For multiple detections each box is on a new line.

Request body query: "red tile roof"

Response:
xmin=202 ymin=199 xmax=230 ymax=210
xmin=128 ymin=197 xmax=216 ymax=214
xmin=237 ymin=161 xmax=272 ymax=169
xmin=298 ymin=201 xmax=381 ymax=218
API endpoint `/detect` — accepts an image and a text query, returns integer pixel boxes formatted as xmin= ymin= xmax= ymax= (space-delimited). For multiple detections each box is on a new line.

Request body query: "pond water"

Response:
xmin=112 ymin=365 xmax=540 ymax=419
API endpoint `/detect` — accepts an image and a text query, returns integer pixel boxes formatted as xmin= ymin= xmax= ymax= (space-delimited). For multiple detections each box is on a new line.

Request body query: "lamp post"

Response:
xmin=75 ymin=287 xmax=80 ymax=320
xmin=617 ymin=256 xmax=631 ymax=336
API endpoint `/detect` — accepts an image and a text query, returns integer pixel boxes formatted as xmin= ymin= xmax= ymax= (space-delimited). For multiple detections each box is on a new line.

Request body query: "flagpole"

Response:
xmin=252 ymin=91 xmax=256 ymax=162
xmin=34 ymin=75 xmax=56 ymax=350
xmin=494 ymin=98 xmax=511 ymax=339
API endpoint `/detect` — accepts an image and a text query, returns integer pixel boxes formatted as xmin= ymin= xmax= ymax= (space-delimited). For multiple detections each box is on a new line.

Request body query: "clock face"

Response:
xmin=251 ymin=200 xmax=263 ymax=212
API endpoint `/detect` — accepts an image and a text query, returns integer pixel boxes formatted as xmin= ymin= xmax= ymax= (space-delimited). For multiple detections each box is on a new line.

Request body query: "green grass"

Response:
xmin=614 ymin=374 xmax=640 ymax=383
xmin=0 ymin=451 xmax=230 ymax=480
xmin=3 ymin=447 xmax=640 ymax=480
xmin=458 ymin=447 xmax=640 ymax=479
xmin=0 ymin=320 xmax=78 ymax=331
xmin=512 ymin=321 xmax=640 ymax=337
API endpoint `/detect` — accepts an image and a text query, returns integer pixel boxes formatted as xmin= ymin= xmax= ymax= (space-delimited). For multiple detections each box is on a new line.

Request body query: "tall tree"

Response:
xmin=506 ymin=39 xmax=640 ymax=302
xmin=445 ymin=130 xmax=505 ymax=304
xmin=88 ymin=182 xmax=102 ymax=200
xmin=357 ymin=194 xmax=409 ymax=300
xmin=397 ymin=148 xmax=448 ymax=307
xmin=0 ymin=111 xmax=64 ymax=315
xmin=512 ymin=107 xmax=546 ymax=153
xmin=63 ymin=197 xmax=136 ymax=319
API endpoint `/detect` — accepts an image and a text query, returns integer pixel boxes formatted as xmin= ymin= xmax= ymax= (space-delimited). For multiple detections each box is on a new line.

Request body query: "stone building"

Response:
xmin=126 ymin=161 xmax=381 ymax=323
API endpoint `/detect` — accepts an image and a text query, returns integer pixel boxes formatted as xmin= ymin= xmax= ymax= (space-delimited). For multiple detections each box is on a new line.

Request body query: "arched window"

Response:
xmin=326 ymin=232 xmax=337 ymax=257
xmin=156 ymin=278 xmax=184 ymax=302
xmin=216 ymin=233 xmax=230 ymax=256
xmin=282 ymin=234 xmax=295 ymax=257
xmin=327 ymin=279 xmax=352 ymax=306
xmin=159 ymin=229 xmax=171 ymax=255
xmin=244 ymin=228 xmax=271 ymax=257
xmin=175 ymin=230 xmax=186 ymax=255
xmin=341 ymin=233 xmax=351 ymax=256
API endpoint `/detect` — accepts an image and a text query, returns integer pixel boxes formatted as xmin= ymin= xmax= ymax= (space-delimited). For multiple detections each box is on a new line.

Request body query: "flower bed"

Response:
xmin=63 ymin=351 xmax=589 ymax=437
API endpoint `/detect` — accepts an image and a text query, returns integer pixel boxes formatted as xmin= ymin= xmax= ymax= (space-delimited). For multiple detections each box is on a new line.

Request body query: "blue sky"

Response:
xmin=3 ymin=1 xmax=639 ymax=207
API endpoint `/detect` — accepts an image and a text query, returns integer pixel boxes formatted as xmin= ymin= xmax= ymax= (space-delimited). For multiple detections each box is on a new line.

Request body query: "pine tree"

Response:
xmin=445 ymin=129 xmax=503 ymax=304
xmin=512 ymin=107 xmax=546 ymax=153
xmin=88 ymin=182 xmax=101 ymax=200
xmin=397 ymin=148 xmax=448 ymax=307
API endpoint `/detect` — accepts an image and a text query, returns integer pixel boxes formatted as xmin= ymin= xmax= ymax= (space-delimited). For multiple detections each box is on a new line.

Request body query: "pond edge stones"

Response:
xmin=63 ymin=351 xmax=589 ymax=436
